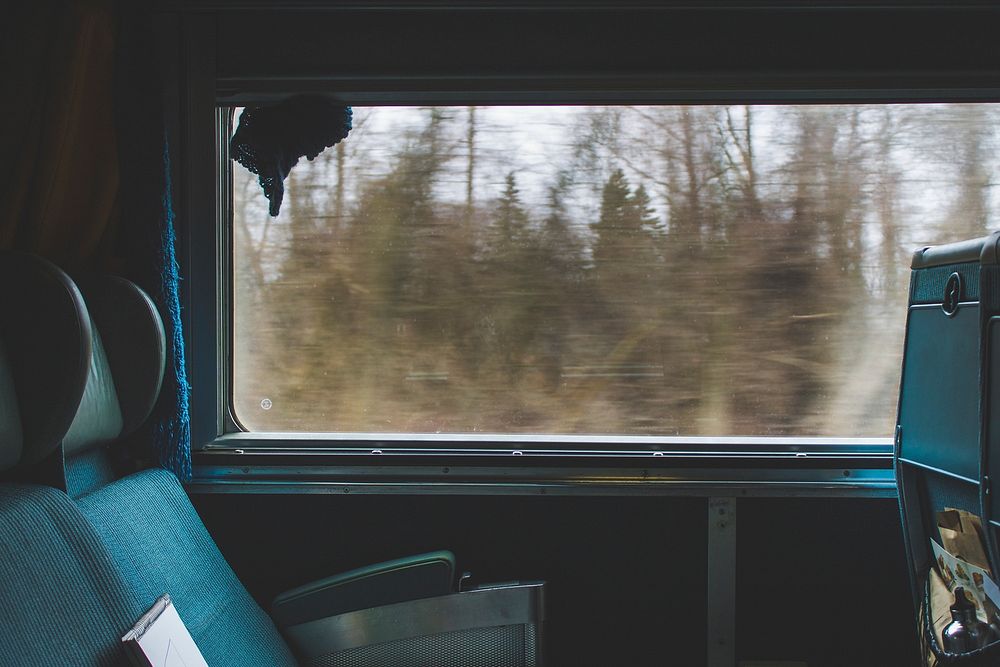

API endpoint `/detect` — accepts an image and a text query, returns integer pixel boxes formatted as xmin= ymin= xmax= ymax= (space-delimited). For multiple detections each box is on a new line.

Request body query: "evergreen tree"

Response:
xmin=495 ymin=172 xmax=531 ymax=252
xmin=591 ymin=169 xmax=661 ymax=293
xmin=592 ymin=168 xmax=633 ymax=277
xmin=536 ymin=173 xmax=586 ymax=390
xmin=482 ymin=172 xmax=542 ymax=381
xmin=632 ymin=184 xmax=662 ymax=246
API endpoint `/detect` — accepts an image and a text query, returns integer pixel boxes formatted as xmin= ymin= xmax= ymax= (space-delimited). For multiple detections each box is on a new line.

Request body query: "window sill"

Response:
xmin=190 ymin=435 xmax=896 ymax=498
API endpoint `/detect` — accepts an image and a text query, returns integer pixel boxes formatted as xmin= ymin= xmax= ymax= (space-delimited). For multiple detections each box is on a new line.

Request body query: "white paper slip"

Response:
xmin=122 ymin=594 xmax=209 ymax=667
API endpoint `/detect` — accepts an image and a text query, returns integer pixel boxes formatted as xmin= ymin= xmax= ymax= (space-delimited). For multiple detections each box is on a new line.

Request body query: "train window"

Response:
xmin=229 ymin=103 xmax=996 ymax=440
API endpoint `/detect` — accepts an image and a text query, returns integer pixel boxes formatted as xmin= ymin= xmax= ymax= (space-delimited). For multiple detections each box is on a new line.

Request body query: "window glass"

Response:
xmin=232 ymin=104 xmax=998 ymax=437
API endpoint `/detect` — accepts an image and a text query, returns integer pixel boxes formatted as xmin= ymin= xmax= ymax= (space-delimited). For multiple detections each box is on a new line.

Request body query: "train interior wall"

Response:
xmin=193 ymin=493 xmax=917 ymax=666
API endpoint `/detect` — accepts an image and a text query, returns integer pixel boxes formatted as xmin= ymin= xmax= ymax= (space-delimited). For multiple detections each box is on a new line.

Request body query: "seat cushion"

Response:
xmin=76 ymin=468 xmax=298 ymax=667
xmin=0 ymin=484 xmax=144 ymax=666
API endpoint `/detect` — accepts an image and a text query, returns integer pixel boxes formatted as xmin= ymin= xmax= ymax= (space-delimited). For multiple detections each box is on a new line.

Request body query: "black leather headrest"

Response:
xmin=77 ymin=276 xmax=166 ymax=440
xmin=0 ymin=254 xmax=166 ymax=465
xmin=61 ymin=323 xmax=124 ymax=455
xmin=0 ymin=252 xmax=91 ymax=466
xmin=62 ymin=275 xmax=166 ymax=456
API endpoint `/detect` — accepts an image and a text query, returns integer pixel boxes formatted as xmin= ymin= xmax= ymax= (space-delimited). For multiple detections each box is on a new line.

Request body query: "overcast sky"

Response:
xmin=236 ymin=103 xmax=1000 ymax=255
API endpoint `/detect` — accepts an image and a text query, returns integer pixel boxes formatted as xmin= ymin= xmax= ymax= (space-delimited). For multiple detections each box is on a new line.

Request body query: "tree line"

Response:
xmin=233 ymin=104 xmax=998 ymax=437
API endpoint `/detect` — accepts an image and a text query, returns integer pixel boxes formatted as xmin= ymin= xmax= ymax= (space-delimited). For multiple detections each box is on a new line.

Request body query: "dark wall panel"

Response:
xmin=194 ymin=493 xmax=707 ymax=667
xmin=737 ymin=498 xmax=917 ymax=666
xmin=193 ymin=492 xmax=915 ymax=666
xmin=216 ymin=8 xmax=1000 ymax=98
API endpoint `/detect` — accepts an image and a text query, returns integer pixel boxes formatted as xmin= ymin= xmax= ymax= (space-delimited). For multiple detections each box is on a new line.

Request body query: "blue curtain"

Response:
xmin=152 ymin=139 xmax=191 ymax=481
xmin=114 ymin=5 xmax=191 ymax=480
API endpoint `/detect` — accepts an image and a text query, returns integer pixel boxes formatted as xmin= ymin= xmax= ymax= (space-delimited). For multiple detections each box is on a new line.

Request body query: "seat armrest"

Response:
xmin=271 ymin=550 xmax=455 ymax=627
xmin=281 ymin=582 xmax=545 ymax=665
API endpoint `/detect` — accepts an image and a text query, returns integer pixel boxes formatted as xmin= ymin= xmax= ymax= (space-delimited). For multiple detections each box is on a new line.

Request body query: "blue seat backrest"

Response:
xmin=65 ymin=274 xmax=298 ymax=667
xmin=0 ymin=483 xmax=144 ymax=667
xmin=76 ymin=468 xmax=299 ymax=667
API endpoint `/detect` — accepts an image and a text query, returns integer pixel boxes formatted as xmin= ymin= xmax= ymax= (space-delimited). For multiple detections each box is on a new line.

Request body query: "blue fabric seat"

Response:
xmin=76 ymin=468 xmax=298 ymax=667
xmin=0 ymin=252 xmax=295 ymax=666
xmin=0 ymin=484 xmax=144 ymax=667
xmin=0 ymin=253 xmax=146 ymax=666
xmin=54 ymin=272 xmax=299 ymax=666
xmin=3 ymin=254 xmax=540 ymax=666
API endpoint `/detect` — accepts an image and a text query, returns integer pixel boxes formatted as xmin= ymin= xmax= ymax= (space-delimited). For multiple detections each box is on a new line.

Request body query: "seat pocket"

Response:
xmin=920 ymin=567 xmax=1000 ymax=666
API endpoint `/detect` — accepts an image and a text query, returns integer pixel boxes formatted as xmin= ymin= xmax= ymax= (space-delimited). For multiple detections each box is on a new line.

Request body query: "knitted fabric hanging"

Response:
xmin=112 ymin=5 xmax=192 ymax=481
xmin=230 ymin=96 xmax=353 ymax=216
xmin=153 ymin=136 xmax=190 ymax=481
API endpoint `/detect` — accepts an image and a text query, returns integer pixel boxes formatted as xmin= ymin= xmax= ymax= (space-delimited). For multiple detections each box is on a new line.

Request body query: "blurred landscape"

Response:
xmin=232 ymin=104 xmax=1000 ymax=438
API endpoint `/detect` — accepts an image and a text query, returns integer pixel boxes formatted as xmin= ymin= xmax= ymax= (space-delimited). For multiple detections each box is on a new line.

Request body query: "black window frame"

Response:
xmin=176 ymin=3 xmax=1000 ymax=496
